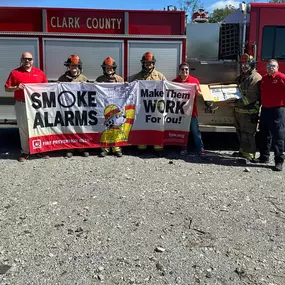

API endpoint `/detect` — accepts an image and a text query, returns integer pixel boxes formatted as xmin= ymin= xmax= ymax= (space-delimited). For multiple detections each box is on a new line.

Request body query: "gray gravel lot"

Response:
xmin=0 ymin=129 xmax=284 ymax=285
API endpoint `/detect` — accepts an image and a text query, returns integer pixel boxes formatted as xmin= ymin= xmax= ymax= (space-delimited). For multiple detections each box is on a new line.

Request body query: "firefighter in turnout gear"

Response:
xmin=96 ymin=57 xmax=124 ymax=83
xmin=58 ymin=54 xmax=90 ymax=158
xmin=131 ymin=52 xmax=166 ymax=157
xmin=232 ymin=54 xmax=262 ymax=161
xmin=96 ymin=57 xmax=124 ymax=157
xmin=132 ymin=52 xmax=166 ymax=81
xmin=58 ymin=54 xmax=88 ymax=82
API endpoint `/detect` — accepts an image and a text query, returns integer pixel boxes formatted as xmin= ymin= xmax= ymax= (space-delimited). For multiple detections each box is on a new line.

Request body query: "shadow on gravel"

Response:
xmin=123 ymin=132 xmax=274 ymax=170
xmin=0 ymin=128 xmax=274 ymax=171
xmin=177 ymin=151 xmax=274 ymax=170
xmin=123 ymin=146 xmax=273 ymax=169
xmin=0 ymin=127 xmax=20 ymax=160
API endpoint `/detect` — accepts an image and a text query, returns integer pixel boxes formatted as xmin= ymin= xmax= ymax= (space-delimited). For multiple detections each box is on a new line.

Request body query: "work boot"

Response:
xmin=273 ymin=162 xmax=283 ymax=171
xmin=113 ymin=150 xmax=123 ymax=157
xmin=252 ymin=156 xmax=269 ymax=163
xmin=99 ymin=150 xmax=108 ymax=157
xmin=81 ymin=151 xmax=89 ymax=157
xmin=18 ymin=153 xmax=29 ymax=162
xmin=65 ymin=151 xmax=73 ymax=158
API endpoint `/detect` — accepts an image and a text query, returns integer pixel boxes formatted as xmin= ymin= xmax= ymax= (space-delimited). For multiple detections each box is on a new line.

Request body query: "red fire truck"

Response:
xmin=0 ymin=6 xmax=186 ymax=124
xmin=187 ymin=2 xmax=285 ymax=132
xmin=0 ymin=3 xmax=284 ymax=132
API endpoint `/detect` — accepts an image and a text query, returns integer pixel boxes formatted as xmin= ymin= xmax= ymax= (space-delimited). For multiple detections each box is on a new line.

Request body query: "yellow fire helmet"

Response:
xmin=104 ymin=104 xmax=123 ymax=122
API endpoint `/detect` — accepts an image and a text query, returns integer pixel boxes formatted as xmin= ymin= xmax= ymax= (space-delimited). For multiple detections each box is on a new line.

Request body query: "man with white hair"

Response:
xmin=253 ymin=59 xmax=285 ymax=171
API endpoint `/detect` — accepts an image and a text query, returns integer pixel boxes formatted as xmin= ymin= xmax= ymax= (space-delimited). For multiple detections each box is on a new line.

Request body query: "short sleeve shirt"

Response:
xmin=5 ymin=66 xmax=48 ymax=101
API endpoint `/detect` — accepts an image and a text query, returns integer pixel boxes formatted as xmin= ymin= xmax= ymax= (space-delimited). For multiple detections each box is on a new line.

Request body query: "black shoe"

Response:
xmin=114 ymin=151 xmax=123 ymax=157
xmin=99 ymin=150 xmax=107 ymax=157
xmin=252 ymin=157 xmax=269 ymax=164
xmin=81 ymin=151 xmax=89 ymax=157
xmin=18 ymin=153 xmax=29 ymax=162
xmin=66 ymin=152 xmax=73 ymax=158
xmin=273 ymin=162 xmax=283 ymax=171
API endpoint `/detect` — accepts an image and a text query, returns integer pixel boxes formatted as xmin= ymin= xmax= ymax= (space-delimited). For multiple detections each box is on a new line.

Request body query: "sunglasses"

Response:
xmin=180 ymin=68 xmax=189 ymax=71
xmin=22 ymin=58 xmax=33 ymax=61
xmin=267 ymin=64 xmax=276 ymax=68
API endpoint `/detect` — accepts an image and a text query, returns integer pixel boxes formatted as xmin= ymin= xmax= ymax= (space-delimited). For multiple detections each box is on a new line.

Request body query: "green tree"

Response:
xmin=208 ymin=5 xmax=237 ymax=23
xmin=177 ymin=0 xmax=202 ymax=22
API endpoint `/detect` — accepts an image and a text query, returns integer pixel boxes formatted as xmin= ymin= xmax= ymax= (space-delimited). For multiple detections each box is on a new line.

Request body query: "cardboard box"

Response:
xmin=200 ymin=84 xmax=241 ymax=102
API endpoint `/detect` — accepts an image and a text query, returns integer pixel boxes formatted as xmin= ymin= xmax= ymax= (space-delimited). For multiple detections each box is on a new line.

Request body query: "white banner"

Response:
xmin=24 ymin=81 xmax=196 ymax=153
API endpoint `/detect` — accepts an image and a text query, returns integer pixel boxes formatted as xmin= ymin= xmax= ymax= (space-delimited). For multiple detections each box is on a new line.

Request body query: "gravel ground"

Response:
xmin=0 ymin=129 xmax=284 ymax=285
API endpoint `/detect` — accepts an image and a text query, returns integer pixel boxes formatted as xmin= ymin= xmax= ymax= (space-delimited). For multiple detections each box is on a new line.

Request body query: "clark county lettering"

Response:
xmin=50 ymin=16 xmax=122 ymax=30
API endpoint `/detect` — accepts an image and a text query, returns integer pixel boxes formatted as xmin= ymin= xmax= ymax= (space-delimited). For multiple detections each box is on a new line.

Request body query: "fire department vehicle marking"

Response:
xmin=50 ymin=17 xmax=122 ymax=30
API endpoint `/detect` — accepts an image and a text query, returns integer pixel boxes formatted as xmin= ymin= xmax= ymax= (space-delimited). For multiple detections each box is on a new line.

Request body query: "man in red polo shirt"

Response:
xmin=172 ymin=62 xmax=205 ymax=155
xmin=253 ymin=59 xmax=285 ymax=171
xmin=5 ymin=52 xmax=48 ymax=162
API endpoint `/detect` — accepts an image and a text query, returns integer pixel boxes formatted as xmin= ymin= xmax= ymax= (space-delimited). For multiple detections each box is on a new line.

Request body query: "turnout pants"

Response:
xmin=234 ymin=109 xmax=258 ymax=159
xmin=259 ymin=107 xmax=285 ymax=164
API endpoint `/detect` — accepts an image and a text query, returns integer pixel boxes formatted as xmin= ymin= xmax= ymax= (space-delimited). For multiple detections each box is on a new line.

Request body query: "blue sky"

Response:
xmin=0 ymin=0 xmax=241 ymax=12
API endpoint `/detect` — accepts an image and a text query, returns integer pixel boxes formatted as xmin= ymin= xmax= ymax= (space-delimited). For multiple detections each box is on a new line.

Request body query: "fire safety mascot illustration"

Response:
xmin=100 ymin=103 xmax=136 ymax=153
xmin=232 ymin=54 xmax=262 ymax=161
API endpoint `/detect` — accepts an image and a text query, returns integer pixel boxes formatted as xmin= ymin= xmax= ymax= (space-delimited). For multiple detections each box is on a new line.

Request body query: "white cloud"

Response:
xmin=208 ymin=0 xmax=240 ymax=11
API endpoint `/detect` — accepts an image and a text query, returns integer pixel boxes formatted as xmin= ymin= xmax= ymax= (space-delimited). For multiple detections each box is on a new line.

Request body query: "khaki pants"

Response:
xmin=15 ymin=101 xmax=29 ymax=154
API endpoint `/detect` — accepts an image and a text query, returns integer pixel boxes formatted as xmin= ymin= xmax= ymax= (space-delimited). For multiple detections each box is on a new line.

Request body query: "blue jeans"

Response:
xmin=181 ymin=116 xmax=204 ymax=152
xmin=190 ymin=116 xmax=204 ymax=152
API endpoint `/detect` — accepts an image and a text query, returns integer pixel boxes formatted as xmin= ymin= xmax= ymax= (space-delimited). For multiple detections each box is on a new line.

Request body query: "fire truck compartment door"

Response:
xmin=127 ymin=41 xmax=182 ymax=81
xmin=0 ymin=37 xmax=40 ymax=124
xmin=43 ymin=39 xmax=124 ymax=81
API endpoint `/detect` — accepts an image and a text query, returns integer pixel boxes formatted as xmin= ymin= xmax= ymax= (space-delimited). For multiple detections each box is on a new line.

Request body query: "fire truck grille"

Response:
xmin=220 ymin=24 xmax=240 ymax=60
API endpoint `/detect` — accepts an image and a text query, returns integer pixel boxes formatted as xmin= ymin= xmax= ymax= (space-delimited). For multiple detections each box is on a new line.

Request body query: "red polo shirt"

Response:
xmin=260 ymin=71 xmax=285 ymax=108
xmin=5 ymin=66 xmax=48 ymax=101
xmin=172 ymin=75 xmax=200 ymax=117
